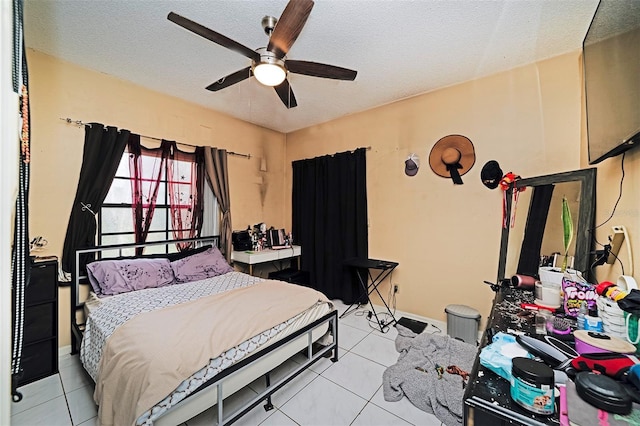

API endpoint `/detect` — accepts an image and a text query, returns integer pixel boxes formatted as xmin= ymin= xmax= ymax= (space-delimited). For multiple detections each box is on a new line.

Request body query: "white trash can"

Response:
xmin=445 ymin=304 xmax=481 ymax=345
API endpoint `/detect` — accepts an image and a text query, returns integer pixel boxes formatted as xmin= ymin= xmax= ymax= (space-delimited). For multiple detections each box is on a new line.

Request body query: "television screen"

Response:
xmin=583 ymin=0 xmax=640 ymax=164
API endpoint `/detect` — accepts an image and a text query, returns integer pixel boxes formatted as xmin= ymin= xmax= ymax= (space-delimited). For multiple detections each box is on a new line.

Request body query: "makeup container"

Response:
xmin=510 ymin=357 xmax=555 ymax=415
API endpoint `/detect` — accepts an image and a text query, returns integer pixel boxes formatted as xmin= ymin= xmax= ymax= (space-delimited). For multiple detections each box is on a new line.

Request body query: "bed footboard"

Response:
xmin=155 ymin=309 xmax=338 ymax=426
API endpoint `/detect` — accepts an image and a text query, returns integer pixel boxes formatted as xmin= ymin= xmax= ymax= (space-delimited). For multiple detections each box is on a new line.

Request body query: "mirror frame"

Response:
xmin=497 ymin=168 xmax=597 ymax=281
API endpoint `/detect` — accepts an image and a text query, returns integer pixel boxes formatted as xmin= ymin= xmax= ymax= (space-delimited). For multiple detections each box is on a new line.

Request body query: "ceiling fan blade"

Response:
xmin=274 ymin=79 xmax=298 ymax=108
xmin=206 ymin=67 xmax=253 ymax=91
xmin=168 ymin=12 xmax=260 ymax=62
xmin=286 ymin=60 xmax=357 ymax=80
xmin=267 ymin=0 xmax=314 ymax=58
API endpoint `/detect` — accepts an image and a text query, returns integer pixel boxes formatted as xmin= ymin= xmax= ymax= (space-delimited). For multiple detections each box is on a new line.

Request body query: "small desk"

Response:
xmin=231 ymin=245 xmax=302 ymax=276
xmin=342 ymin=257 xmax=399 ymax=332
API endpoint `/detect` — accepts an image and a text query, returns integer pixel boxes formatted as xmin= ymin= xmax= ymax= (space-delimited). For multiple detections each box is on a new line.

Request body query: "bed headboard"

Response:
xmin=70 ymin=236 xmax=220 ymax=354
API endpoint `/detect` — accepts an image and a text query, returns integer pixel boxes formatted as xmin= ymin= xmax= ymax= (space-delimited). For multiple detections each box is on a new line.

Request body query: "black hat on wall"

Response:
xmin=480 ymin=160 xmax=503 ymax=189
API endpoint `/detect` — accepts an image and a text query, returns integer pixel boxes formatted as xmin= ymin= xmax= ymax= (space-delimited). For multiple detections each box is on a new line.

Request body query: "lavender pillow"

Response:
xmin=170 ymin=246 xmax=233 ymax=282
xmin=86 ymin=258 xmax=175 ymax=297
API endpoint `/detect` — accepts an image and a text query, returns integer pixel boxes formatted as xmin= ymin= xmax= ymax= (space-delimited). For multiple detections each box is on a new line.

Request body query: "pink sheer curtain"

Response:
xmin=128 ymin=137 xmax=171 ymax=255
xmin=166 ymin=142 xmax=204 ymax=251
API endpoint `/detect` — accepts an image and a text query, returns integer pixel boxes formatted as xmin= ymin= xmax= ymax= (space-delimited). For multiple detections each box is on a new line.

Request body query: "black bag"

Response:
xmin=232 ymin=230 xmax=252 ymax=251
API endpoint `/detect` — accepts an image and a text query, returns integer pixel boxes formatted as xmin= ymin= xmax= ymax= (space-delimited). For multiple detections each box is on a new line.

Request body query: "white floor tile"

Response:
xmin=352 ymin=402 xmax=412 ymax=426
xmin=351 ymin=333 xmax=400 ymax=367
xmin=59 ymin=361 xmax=94 ymax=393
xmin=76 ymin=416 xmax=98 ymax=426
xmin=59 ymin=353 xmax=82 ymax=370
xmin=10 ymin=395 xmax=72 ymax=426
xmin=258 ymin=409 xmax=298 ymax=425
xmin=338 ymin=308 xmax=375 ymax=332
xmin=11 ymin=374 xmax=64 ymax=415
xmin=336 ymin=323 xmax=369 ymax=351
xmin=371 ymin=321 xmax=400 ymax=341
xmin=280 ymin=375 xmax=367 ymax=426
xmin=66 ymin=385 xmax=98 ymax=425
xmin=370 ymin=387 xmax=442 ymax=426
xmin=321 ymin=352 xmax=385 ymax=400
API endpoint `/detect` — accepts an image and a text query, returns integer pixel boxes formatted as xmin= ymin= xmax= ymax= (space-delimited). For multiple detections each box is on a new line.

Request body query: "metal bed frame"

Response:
xmin=71 ymin=237 xmax=339 ymax=425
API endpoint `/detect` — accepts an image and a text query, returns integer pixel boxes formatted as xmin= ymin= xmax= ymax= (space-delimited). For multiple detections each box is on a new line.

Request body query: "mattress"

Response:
xmin=80 ymin=271 xmax=333 ymax=425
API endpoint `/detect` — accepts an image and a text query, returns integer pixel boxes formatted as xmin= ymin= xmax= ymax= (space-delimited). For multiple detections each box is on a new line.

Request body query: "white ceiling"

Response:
xmin=24 ymin=0 xmax=599 ymax=134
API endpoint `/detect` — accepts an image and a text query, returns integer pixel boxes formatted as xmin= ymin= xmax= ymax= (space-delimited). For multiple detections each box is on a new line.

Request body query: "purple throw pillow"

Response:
xmin=86 ymin=258 xmax=175 ymax=297
xmin=170 ymin=246 xmax=233 ymax=282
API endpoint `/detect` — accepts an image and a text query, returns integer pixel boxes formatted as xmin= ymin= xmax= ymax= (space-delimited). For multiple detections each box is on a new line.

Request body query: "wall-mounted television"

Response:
xmin=583 ymin=0 xmax=640 ymax=164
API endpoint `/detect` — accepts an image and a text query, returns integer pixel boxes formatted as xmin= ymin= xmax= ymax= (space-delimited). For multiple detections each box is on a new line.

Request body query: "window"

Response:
xmin=100 ymin=142 xmax=217 ymax=256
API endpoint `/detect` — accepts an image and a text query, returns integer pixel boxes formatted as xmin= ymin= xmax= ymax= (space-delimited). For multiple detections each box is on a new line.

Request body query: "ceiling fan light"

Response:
xmin=254 ymin=63 xmax=286 ymax=86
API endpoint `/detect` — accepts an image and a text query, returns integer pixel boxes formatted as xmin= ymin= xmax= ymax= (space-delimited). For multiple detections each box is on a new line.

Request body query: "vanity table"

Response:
xmin=231 ymin=245 xmax=301 ymax=276
xmin=464 ymin=168 xmax=597 ymax=425
xmin=464 ymin=286 xmax=560 ymax=425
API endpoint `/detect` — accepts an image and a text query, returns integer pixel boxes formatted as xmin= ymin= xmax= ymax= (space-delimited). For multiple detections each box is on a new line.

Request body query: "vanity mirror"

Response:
xmin=497 ymin=168 xmax=597 ymax=282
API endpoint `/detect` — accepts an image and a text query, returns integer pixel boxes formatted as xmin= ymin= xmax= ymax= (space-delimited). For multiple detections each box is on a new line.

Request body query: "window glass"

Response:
xmin=101 ymin=207 xmax=134 ymax=234
xmin=103 ymin=178 xmax=132 ymax=204
xmin=149 ymin=208 xmax=168 ymax=232
xmin=114 ymin=153 xmax=130 ymax=178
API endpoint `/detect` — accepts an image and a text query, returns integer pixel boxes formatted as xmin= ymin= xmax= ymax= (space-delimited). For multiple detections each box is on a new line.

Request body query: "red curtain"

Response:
xmin=167 ymin=143 xmax=204 ymax=251
xmin=128 ymin=137 xmax=171 ymax=255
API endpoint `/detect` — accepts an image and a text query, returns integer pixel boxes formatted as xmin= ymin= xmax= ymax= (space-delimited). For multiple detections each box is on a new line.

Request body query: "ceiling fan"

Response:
xmin=167 ymin=0 xmax=357 ymax=108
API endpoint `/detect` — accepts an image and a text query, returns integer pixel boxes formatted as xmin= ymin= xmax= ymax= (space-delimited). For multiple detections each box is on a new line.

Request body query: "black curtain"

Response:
xmin=517 ymin=184 xmax=555 ymax=277
xmin=292 ymin=148 xmax=368 ymax=304
xmin=61 ymin=124 xmax=130 ymax=275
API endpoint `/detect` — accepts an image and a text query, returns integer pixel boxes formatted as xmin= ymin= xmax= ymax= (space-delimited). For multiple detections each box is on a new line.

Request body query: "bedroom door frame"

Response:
xmin=1 ymin=0 xmax=20 ymax=420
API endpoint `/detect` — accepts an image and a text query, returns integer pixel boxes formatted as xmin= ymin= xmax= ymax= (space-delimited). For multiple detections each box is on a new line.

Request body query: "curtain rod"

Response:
xmin=59 ymin=117 xmax=251 ymax=159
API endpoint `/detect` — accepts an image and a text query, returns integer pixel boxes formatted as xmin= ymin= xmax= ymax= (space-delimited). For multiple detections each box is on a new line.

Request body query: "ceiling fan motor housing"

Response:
xmin=253 ymin=47 xmax=286 ymax=70
xmin=262 ymin=16 xmax=278 ymax=36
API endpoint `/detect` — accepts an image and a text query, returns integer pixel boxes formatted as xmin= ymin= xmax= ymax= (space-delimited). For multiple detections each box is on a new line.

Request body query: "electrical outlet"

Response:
xmin=607 ymin=225 xmax=626 ymax=264
xmin=393 ymin=284 xmax=399 ymax=294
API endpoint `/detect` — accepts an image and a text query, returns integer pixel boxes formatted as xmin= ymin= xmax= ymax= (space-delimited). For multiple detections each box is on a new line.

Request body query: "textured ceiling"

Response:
xmin=24 ymin=0 xmax=599 ymax=134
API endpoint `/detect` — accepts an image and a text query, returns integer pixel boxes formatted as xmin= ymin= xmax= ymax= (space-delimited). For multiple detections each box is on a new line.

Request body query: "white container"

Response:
xmin=445 ymin=304 xmax=481 ymax=345
xmin=535 ymin=281 xmax=561 ymax=308
xmin=538 ymin=267 xmax=582 ymax=286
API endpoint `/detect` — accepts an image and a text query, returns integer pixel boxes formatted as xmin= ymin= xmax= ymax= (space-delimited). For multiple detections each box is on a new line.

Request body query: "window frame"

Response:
xmin=98 ymin=148 xmax=207 ymax=254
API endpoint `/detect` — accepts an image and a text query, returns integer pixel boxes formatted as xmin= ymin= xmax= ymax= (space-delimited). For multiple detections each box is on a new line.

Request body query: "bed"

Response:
xmin=70 ymin=237 xmax=338 ymax=426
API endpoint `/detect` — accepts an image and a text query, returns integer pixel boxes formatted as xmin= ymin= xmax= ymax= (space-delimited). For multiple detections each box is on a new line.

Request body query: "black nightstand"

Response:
xmin=16 ymin=258 xmax=59 ymax=387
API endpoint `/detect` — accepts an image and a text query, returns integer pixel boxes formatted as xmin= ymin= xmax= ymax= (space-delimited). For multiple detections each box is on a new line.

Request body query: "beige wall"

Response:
xmin=591 ymin=143 xmax=640 ymax=284
xmin=27 ymin=49 xmax=286 ymax=347
xmin=30 ymin=46 xmax=640 ymax=347
xmin=286 ymin=52 xmax=585 ymax=325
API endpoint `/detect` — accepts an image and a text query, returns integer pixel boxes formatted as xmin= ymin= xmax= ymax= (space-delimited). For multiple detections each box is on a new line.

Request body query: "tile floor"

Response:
xmin=10 ymin=300 xmax=448 ymax=426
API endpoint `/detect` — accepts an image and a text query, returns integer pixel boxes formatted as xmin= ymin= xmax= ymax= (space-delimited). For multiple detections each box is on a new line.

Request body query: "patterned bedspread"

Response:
xmin=81 ymin=271 xmax=311 ymax=425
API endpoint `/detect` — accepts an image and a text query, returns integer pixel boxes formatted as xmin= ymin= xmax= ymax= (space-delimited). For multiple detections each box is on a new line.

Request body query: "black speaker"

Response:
xmin=232 ymin=231 xmax=252 ymax=251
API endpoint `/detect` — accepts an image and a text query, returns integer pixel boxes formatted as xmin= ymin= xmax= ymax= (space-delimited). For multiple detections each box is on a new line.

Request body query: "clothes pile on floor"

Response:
xmin=383 ymin=325 xmax=477 ymax=426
